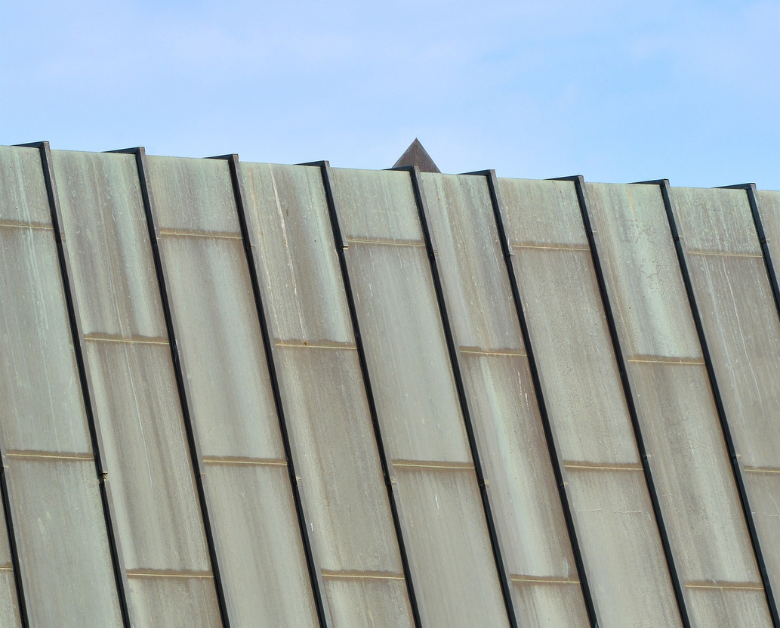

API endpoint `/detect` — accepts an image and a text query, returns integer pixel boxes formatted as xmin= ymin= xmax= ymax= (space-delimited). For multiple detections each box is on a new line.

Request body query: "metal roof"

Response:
xmin=0 ymin=143 xmax=779 ymax=627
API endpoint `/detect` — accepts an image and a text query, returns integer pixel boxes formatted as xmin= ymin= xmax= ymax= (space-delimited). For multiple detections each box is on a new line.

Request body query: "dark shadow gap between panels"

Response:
xmin=394 ymin=165 xmax=520 ymax=628
xmin=551 ymin=174 xmax=691 ymax=628
xmin=18 ymin=142 xmax=134 ymax=628
xmin=111 ymin=147 xmax=234 ymax=628
xmin=209 ymin=154 xmax=332 ymax=628
xmin=637 ymin=178 xmax=780 ymax=627
xmin=465 ymin=169 xmax=599 ymax=628
xmin=302 ymin=159 xmax=424 ymax=628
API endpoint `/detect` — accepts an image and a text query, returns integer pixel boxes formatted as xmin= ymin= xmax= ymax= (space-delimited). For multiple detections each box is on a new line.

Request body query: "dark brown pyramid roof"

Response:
xmin=392 ymin=138 xmax=441 ymax=172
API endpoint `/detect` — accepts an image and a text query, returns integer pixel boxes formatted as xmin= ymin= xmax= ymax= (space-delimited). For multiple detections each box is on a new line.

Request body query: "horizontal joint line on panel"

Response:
xmin=346 ymin=237 xmax=425 ymax=248
xmin=510 ymin=575 xmax=581 ymax=585
xmin=393 ymin=460 xmax=475 ymax=471
xmin=512 ymin=243 xmax=590 ymax=252
xmin=321 ymin=570 xmax=405 ymax=581
xmin=687 ymin=249 xmax=763 ymax=259
xmin=202 ymin=456 xmax=287 ymax=467
xmin=460 ymin=347 xmax=527 ymax=357
xmin=744 ymin=466 xmax=780 ymax=474
xmin=126 ymin=570 xmax=213 ymax=579
xmin=84 ymin=334 xmax=169 ymax=346
xmin=275 ymin=341 xmax=357 ymax=351
xmin=627 ymin=356 xmax=705 ymax=366
xmin=0 ymin=221 xmax=53 ymax=231
xmin=684 ymin=581 xmax=764 ymax=591
xmin=564 ymin=462 xmax=643 ymax=472
xmin=0 ymin=566 xmax=13 ymax=572
xmin=158 ymin=229 xmax=243 ymax=241
xmin=6 ymin=451 xmax=94 ymax=461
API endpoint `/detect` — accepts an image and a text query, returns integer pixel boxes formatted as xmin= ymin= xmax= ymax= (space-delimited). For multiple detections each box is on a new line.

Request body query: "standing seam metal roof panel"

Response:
xmin=1 ymin=144 xmax=780 ymax=627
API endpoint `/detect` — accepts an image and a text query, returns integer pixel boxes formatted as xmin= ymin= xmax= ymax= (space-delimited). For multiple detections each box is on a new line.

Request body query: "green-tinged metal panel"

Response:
xmin=127 ymin=575 xmax=222 ymax=628
xmin=240 ymin=163 xmax=353 ymax=344
xmin=686 ymin=587 xmax=773 ymax=628
xmin=510 ymin=582 xmax=589 ymax=628
xmin=344 ymin=241 xmax=469 ymax=462
xmin=680 ymin=254 xmax=780 ymax=466
xmin=242 ymin=162 xmax=416 ymax=625
xmin=420 ymin=173 xmax=589 ymax=626
xmin=672 ymin=186 xmax=780 ymax=610
xmin=566 ymin=468 xmax=681 ymax=626
xmin=395 ymin=468 xmax=510 ymax=628
xmin=332 ymin=168 xmax=422 ymax=242
xmin=628 ymin=361 xmax=760 ymax=581
xmin=0 ymin=227 xmax=91 ymax=453
xmin=53 ymin=150 xmax=165 ymax=338
xmin=55 ymin=149 xmax=220 ymax=622
xmin=511 ymin=245 xmax=637 ymax=463
xmin=160 ymin=235 xmax=283 ymax=459
xmin=587 ymin=182 xmax=771 ymax=625
xmin=757 ymin=190 xmax=780 ymax=268
xmin=497 ymin=177 xmax=681 ymax=627
xmin=672 ymin=187 xmax=759 ymax=255
xmin=8 ymin=458 xmax=122 ymax=627
xmin=585 ymin=183 xmax=701 ymax=359
xmin=419 ymin=174 xmax=521 ymax=351
xmin=0 ymin=572 xmax=20 ymax=627
xmin=0 ymin=146 xmax=51 ymax=225
xmin=0 ymin=498 xmax=20 ymax=626
xmin=333 ymin=167 xmax=509 ymax=627
xmin=275 ymin=346 xmax=402 ymax=573
xmin=146 ymin=156 xmax=240 ymax=234
xmin=324 ymin=578 xmax=415 ymax=628
xmin=499 ymin=178 xmax=588 ymax=248
xmin=87 ymin=340 xmax=211 ymax=571
xmin=458 ymin=354 xmax=577 ymax=579
xmin=205 ymin=464 xmax=320 ymax=628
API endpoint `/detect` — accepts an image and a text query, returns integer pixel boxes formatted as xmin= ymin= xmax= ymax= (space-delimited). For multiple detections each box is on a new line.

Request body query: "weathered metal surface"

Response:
xmin=0 ymin=226 xmax=91 ymax=453
xmin=7 ymin=458 xmax=122 ymax=627
xmin=566 ymin=468 xmax=681 ymax=626
xmin=240 ymin=164 xmax=353 ymax=345
xmin=394 ymin=467 xmax=510 ymax=628
xmin=127 ymin=575 xmax=223 ymax=628
xmin=345 ymin=241 xmax=469 ymax=462
xmin=2 ymin=143 xmax=780 ymax=623
xmin=160 ymin=235 xmax=283 ymax=459
xmin=672 ymin=185 xmax=780 ymax=619
xmin=0 ymin=145 xmax=126 ymax=627
xmin=53 ymin=150 xmax=165 ymax=339
xmin=499 ymin=177 xmax=682 ymax=627
xmin=54 ymin=149 xmax=221 ymax=625
xmin=0 ymin=522 xmax=20 ymax=626
xmin=87 ymin=340 xmax=210 ymax=569
xmin=587 ymin=181 xmax=773 ymax=626
xmin=0 ymin=146 xmax=50 ymax=225
xmin=274 ymin=346 xmax=402 ymax=572
xmin=242 ymin=161 xmax=418 ymax=626
xmin=205 ymin=464 xmax=320 ymax=627
xmin=333 ymin=167 xmax=511 ymax=628
xmin=331 ymin=168 xmax=422 ymax=242
xmin=146 ymin=156 xmax=239 ymax=234
xmin=685 ymin=587 xmax=773 ymax=627
xmin=324 ymin=577 xmax=415 ymax=628
xmin=420 ymin=172 xmax=590 ymax=627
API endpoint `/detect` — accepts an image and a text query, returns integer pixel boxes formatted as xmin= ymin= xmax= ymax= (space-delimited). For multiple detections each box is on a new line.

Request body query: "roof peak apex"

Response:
xmin=392 ymin=139 xmax=440 ymax=173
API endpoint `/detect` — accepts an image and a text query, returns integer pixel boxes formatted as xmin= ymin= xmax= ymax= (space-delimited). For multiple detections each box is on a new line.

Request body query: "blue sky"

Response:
xmin=2 ymin=0 xmax=779 ymax=188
